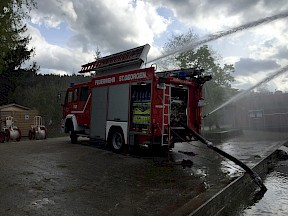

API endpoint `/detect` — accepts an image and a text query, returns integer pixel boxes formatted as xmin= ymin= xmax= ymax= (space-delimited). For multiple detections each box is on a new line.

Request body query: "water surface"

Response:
xmin=241 ymin=160 xmax=288 ymax=216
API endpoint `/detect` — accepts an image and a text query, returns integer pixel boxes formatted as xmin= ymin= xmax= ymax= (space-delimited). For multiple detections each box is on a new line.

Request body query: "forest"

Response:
xmin=8 ymin=72 xmax=91 ymax=132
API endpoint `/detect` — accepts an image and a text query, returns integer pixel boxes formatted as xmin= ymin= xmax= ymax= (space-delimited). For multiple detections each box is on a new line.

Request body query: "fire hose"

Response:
xmin=178 ymin=122 xmax=267 ymax=192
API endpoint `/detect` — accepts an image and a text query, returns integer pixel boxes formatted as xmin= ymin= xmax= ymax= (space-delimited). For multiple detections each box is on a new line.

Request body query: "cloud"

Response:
xmin=30 ymin=0 xmax=77 ymax=28
xmin=31 ymin=0 xmax=169 ymax=55
xmin=273 ymin=46 xmax=288 ymax=60
xmin=26 ymin=24 xmax=93 ymax=74
xmin=150 ymin=0 xmax=288 ymax=32
xmin=27 ymin=0 xmax=171 ymax=74
xmin=235 ymin=58 xmax=280 ymax=75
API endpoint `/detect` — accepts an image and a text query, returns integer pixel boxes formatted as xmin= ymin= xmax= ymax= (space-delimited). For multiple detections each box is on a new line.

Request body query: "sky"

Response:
xmin=25 ymin=0 xmax=288 ymax=92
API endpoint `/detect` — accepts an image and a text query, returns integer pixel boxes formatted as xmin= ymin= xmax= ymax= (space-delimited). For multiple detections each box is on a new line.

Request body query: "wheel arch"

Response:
xmin=64 ymin=114 xmax=82 ymax=132
xmin=106 ymin=121 xmax=128 ymax=144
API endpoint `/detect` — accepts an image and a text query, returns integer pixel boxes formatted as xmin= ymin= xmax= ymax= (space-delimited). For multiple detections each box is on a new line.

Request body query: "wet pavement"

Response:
xmin=0 ymin=130 xmax=287 ymax=216
xmin=216 ymin=130 xmax=288 ymax=178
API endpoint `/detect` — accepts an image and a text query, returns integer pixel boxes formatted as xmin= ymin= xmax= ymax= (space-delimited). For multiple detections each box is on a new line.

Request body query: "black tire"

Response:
xmin=16 ymin=128 xmax=21 ymax=142
xmin=28 ymin=130 xmax=33 ymax=140
xmin=5 ymin=129 xmax=10 ymax=142
xmin=109 ymin=129 xmax=125 ymax=153
xmin=70 ymin=130 xmax=78 ymax=144
xmin=44 ymin=128 xmax=47 ymax=139
xmin=0 ymin=131 xmax=5 ymax=143
xmin=32 ymin=128 xmax=36 ymax=140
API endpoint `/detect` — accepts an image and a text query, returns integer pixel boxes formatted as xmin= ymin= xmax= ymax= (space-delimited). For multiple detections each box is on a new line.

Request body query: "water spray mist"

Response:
xmin=203 ymin=64 xmax=288 ymax=118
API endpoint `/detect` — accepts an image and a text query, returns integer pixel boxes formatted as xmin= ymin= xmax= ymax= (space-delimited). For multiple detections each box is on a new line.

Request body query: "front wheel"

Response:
xmin=109 ymin=129 xmax=125 ymax=153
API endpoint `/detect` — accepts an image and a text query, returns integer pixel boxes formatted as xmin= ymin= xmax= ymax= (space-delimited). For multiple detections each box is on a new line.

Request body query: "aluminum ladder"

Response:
xmin=161 ymin=84 xmax=171 ymax=146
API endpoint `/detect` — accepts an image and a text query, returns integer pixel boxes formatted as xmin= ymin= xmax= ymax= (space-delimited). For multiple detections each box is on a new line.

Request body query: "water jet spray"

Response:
xmin=203 ymin=64 xmax=288 ymax=118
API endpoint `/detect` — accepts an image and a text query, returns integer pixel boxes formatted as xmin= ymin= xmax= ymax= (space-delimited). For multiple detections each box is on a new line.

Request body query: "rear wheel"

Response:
xmin=109 ymin=129 xmax=125 ymax=153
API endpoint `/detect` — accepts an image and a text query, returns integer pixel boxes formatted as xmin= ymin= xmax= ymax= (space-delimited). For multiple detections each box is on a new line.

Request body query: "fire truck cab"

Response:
xmin=62 ymin=44 xmax=211 ymax=152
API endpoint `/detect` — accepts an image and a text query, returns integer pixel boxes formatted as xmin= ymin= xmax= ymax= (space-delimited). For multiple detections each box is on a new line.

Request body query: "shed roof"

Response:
xmin=0 ymin=103 xmax=31 ymax=112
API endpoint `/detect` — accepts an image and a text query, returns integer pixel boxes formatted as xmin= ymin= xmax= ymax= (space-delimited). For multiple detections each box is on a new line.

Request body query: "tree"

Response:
xmin=161 ymin=30 xmax=237 ymax=130
xmin=93 ymin=47 xmax=102 ymax=61
xmin=0 ymin=0 xmax=37 ymax=105
xmin=12 ymin=73 xmax=91 ymax=135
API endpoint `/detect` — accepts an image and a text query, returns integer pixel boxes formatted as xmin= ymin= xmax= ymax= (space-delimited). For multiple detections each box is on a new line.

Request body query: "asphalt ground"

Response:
xmin=0 ymin=130 xmax=287 ymax=216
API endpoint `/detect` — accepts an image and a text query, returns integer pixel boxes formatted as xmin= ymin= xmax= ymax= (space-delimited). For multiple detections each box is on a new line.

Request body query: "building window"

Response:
xmin=248 ymin=110 xmax=263 ymax=118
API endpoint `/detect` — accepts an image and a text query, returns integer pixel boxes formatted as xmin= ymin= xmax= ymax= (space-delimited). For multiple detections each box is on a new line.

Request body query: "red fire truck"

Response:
xmin=61 ymin=44 xmax=211 ymax=152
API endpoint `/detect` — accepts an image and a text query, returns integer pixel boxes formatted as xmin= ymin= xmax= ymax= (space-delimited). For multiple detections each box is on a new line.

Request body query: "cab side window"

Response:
xmin=73 ymin=88 xmax=79 ymax=102
xmin=65 ymin=90 xmax=73 ymax=104
xmin=80 ymin=86 xmax=89 ymax=101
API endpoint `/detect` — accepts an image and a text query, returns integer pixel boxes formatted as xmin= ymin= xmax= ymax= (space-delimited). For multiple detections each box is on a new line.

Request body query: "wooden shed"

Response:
xmin=0 ymin=104 xmax=39 ymax=137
